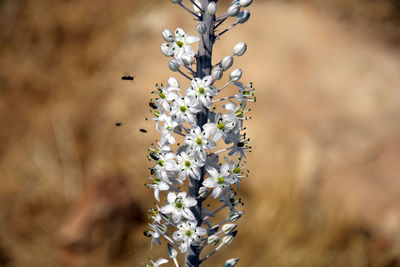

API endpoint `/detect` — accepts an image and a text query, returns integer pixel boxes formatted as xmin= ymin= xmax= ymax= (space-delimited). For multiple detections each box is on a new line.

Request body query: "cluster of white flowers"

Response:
xmin=143 ymin=1 xmax=254 ymax=267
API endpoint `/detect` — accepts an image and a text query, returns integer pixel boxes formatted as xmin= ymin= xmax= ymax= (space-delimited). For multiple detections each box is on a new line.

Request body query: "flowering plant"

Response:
xmin=144 ymin=1 xmax=255 ymax=266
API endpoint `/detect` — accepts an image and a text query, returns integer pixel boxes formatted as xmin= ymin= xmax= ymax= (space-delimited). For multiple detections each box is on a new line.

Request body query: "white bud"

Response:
xmin=233 ymin=42 xmax=247 ymax=56
xmin=240 ymin=0 xmax=253 ymax=7
xmin=229 ymin=68 xmax=242 ymax=81
xmin=224 ymin=258 xmax=240 ymax=267
xmin=193 ymin=0 xmax=202 ymax=14
xmin=222 ymin=223 xmax=237 ymax=234
xmin=161 ymin=43 xmax=173 ymax=57
xmin=167 ymin=243 xmax=178 ymax=258
xmin=227 ymin=4 xmax=240 ymax=17
xmin=170 ymin=0 xmax=182 ymax=3
xmin=168 ymin=59 xmax=180 ymax=72
xmin=227 ymin=211 xmax=243 ymax=222
xmin=221 ymin=56 xmax=234 ymax=70
xmin=222 ymin=231 xmax=237 ymax=245
xmin=236 ymin=10 xmax=250 ymax=24
xmin=212 ymin=67 xmax=223 ymax=81
xmin=161 ymin=29 xmax=174 ymax=42
xmin=196 ymin=22 xmax=207 ymax=34
xmin=198 ymin=186 xmax=207 ymax=198
xmin=167 ymin=77 xmax=179 ymax=88
xmin=207 ymin=235 xmax=220 ymax=245
xmin=207 ymin=2 xmax=217 ymax=15
xmin=182 ymin=54 xmax=193 ymax=66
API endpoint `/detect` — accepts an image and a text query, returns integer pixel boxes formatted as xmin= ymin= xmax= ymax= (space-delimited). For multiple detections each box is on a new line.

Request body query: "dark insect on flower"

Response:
xmin=115 ymin=122 xmax=122 ymax=127
xmin=150 ymin=152 xmax=159 ymax=161
xmin=140 ymin=128 xmax=147 ymax=133
xmin=121 ymin=75 xmax=135 ymax=81
xmin=149 ymin=101 xmax=158 ymax=109
xmin=143 ymin=230 xmax=152 ymax=237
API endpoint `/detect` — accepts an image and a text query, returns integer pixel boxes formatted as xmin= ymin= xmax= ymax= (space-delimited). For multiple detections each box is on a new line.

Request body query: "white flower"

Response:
xmin=158 ymin=114 xmax=180 ymax=145
xmin=156 ymin=80 xmax=180 ymax=111
xmin=147 ymin=177 xmax=170 ymax=202
xmin=203 ymin=164 xmax=232 ymax=198
xmin=203 ymin=113 xmax=235 ymax=142
xmin=169 ymin=28 xmax=199 ymax=64
xmin=161 ymin=192 xmax=197 ymax=223
xmin=222 ymin=102 xmax=245 ymax=128
xmin=173 ymin=221 xmax=206 ymax=253
xmin=144 ymin=258 xmax=168 ymax=267
xmin=184 ymin=126 xmax=216 ymax=162
xmin=186 ymin=76 xmax=217 ymax=109
xmin=176 ymin=151 xmax=205 ymax=180
xmin=153 ymin=152 xmax=178 ymax=182
xmin=170 ymin=96 xmax=201 ymax=125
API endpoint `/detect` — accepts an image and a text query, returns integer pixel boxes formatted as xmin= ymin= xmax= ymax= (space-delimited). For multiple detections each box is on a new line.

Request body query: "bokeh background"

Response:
xmin=1 ymin=0 xmax=400 ymax=266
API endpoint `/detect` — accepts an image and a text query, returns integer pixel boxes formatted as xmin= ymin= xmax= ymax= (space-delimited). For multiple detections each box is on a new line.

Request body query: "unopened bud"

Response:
xmin=161 ymin=43 xmax=173 ymax=57
xmin=168 ymin=76 xmax=180 ymax=88
xmin=227 ymin=211 xmax=243 ymax=222
xmin=207 ymin=2 xmax=217 ymax=15
xmin=233 ymin=42 xmax=247 ymax=56
xmin=236 ymin=10 xmax=250 ymax=24
xmin=221 ymin=56 xmax=234 ymax=70
xmin=208 ymin=224 xmax=219 ymax=235
xmin=196 ymin=22 xmax=207 ymax=34
xmin=222 ymin=223 xmax=237 ymax=234
xmin=161 ymin=29 xmax=174 ymax=42
xmin=229 ymin=68 xmax=242 ymax=81
xmin=207 ymin=235 xmax=220 ymax=245
xmin=224 ymin=258 xmax=240 ymax=267
xmin=182 ymin=54 xmax=193 ymax=66
xmin=198 ymin=186 xmax=207 ymax=198
xmin=240 ymin=0 xmax=253 ymax=7
xmin=222 ymin=230 xmax=237 ymax=245
xmin=228 ymin=3 xmax=240 ymax=17
xmin=212 ymin=67 xmax=223 ymax=81
xmin=168 ymin=59 xmax=180 ymax=72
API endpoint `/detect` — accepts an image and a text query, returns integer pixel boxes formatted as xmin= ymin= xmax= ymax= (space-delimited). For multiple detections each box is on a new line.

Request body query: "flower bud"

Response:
xmin=170 ymin=0 xmax=182 ymax=3
xmin=198 ymin=186 xmax=207 ymax=198
xmin=161 ymin=29 xmax=174 ymax=42
xmin=233 ymin=42 xmax=247 ymax=56
xmin=168 ymin=59 xmax=180 ymax=72
xmin=224 ymin=258 xmax=239 ymax=267
xmin=229 ymin=68 xmax=242 ymax=81
xmin=227 ymin=211 xmax=243 ymax=222
xmin=222 ymin=230 xmax=237 ymax=245
xmin=182 ymin=54 xmax=193 ymax=66
xmin=167 ymin=243 xmax=178 ymax=258
xmin=236 ymin=10 xmax=250 ymax=24
xmin=212 ymin=67 xmax=223 ymax=81
xmin=240 ymin=0 xmax=253 ymax=7
xmin=161 ymin=43 xmax=173 ymax=57
xmin=207 ymin=2 xmax=217 ymax=15
xmin=167 ymin=77 xmax=179 ymax=88
xmin=207 ymin=235 xmax=220 ymax=245
xmin=221 ymin=56 xmax=234 ymax=70
xmin=196 ymin=22 xmax=207 ymax=34
xmin=222 ymin=223 xmax=237 ymax=234
xmin=208 ymin=224 xmax=219 ymax=235
xmin=228 ymin=4 xmax=240 ymax=17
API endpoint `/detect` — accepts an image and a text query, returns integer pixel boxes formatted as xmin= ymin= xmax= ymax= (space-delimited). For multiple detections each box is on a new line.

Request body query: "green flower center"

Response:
xmin=185 ymin=230 xmax=192 ymax=237
xmin=217 ymin=177 xmax=225 ymax=184
xmin=233 ymin=167 xmax=241 ymax=174
xmin=180 ymin=106 xmax=187 ymax=112
xmin=177 ymin=41 xmax=184 ymax=48
xmin=198 ymin=87 xmax=205 ymax=94
xmin=217 ymin=123 xmax=225 ymax=130
xmin=154 ymin=178 xmax=161 ymax=183
xmin=185 ymin=161 xmax=191 ymax=167
xmin=196 ymin=138 xmax=202 ymax=145
xmin=175 ymin=200 xmax=183 ymax=209
xmin=157 ymin=160 xmax=164 ymax=166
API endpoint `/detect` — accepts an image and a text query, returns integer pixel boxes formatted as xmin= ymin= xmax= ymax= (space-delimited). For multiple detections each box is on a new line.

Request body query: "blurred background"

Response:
xmin=1 ymin=0 xmax=400 ymax=266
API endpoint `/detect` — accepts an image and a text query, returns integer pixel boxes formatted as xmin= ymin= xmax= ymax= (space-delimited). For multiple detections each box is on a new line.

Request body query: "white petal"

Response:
xmin=183 ymin=209 xmax=195 ymax=221
xmin=203 ymin=177 xmax=215 ymax=188
xmin=212 ymin=187 xmax=222 ymax=199
xmin=195 ymin=226 xmax=207 ymax=236
xmin=172 ymin=212 xmax=182 ymax=223
xmin=184 ymin=197 xmax=197 ymax=207
xmin=161 ymin=204 xmax=175 ymax=214
xmin=186 ymin=35 xmax=200 ymax=44
xmin=155 ymin=258 xmax=169 ymax=266
xmin=167 ymin=192 xmax=177 ymax=203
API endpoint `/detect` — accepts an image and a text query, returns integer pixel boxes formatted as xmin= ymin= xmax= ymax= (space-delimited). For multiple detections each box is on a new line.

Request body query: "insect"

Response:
xmin=121 ymin=75 xmax=135 ymax=81
xmin=149 ymin=101 xmax=157 ymax=109
xmin=115 ymin=122 xmax=122 ymax=127
xmin=140 ymin=128 xmax=147 ymax=133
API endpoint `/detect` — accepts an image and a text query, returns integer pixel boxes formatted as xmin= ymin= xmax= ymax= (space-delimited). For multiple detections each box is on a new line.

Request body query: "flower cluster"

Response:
xmin=143 ymin=1 xmax=254 ymax=266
